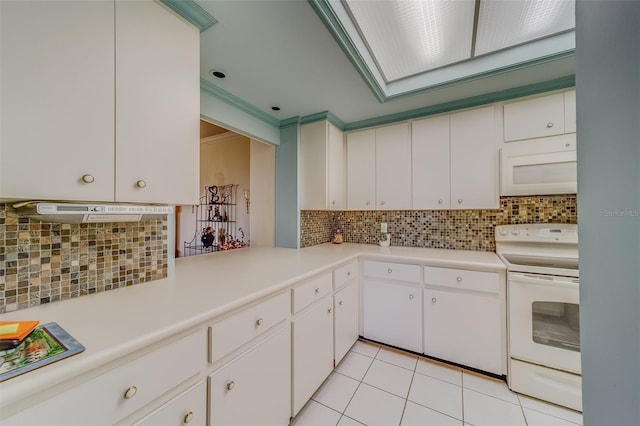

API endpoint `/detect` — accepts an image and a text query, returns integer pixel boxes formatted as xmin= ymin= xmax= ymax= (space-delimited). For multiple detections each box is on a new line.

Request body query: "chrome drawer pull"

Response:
xmin=183 ymin=411 xmax=194 ymax=424
xmin=81 ymin=174 xmax=95 ymax=184
xmin=256 ymin=318 xmax=263 ymax=326
xmin=227 ymin=381 xmax=235 ymax=391
xmin=432 ymin=297 xmax=437 ymax=303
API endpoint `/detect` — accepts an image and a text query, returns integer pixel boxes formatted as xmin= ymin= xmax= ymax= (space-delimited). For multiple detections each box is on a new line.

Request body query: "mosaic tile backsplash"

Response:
xmin=0 ymin=203 xmax=168 ymax=313
xmin=300 ymin=195 xmax=577 ymax=250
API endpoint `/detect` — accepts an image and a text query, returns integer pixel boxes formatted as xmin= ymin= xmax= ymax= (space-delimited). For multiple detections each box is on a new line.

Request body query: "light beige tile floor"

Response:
xmin=291 ymin=340 xmax=583 ymax=426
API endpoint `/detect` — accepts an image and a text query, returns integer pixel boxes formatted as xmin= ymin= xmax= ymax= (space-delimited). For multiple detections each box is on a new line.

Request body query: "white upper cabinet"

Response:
xmin=450 ymin=106 xmax=498 ymax=209
xmin=300 ymin=121 xmax=345 ymax=209
xmin=504 ymin=91 xmax=577 ymax=142
xmin=564 ymin=90 xmax=577 ymax=134
xmin=0 ymin=0 xmax=116 ymax=201
xmin=347 ymin=129 xmax=376 ymax=210
xmin=346 ymin=123 xmax=411 ymax=210
xmin=411 ymin=107 xmax=498 ymax=210
xmin=0 ymin=0 xmax=199 ymax=204
xmin=115 ymin=0 xmax=200 ymax=205
xmin=412 ymin=115 xmax=451 ymax=209
xmin=375 ymin=123 xmax=412 ymax=210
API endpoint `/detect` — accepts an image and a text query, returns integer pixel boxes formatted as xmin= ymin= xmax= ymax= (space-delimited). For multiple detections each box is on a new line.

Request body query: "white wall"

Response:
xmin=250 ymin=139 xmax=276 ymax=246
xmin=576 ymin=2 xmax=640 ymax=424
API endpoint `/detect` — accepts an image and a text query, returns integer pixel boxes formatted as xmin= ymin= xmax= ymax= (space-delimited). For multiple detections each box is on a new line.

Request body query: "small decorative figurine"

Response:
xmin=201 ymin=227 xmax=215 ymax=248
xmin=332 ymin=231 xmax=343 ymax=244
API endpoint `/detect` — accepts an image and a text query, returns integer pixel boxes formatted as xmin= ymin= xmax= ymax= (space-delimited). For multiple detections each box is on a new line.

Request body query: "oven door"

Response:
xmin=508 ymin=272 xmax=580 ymax=374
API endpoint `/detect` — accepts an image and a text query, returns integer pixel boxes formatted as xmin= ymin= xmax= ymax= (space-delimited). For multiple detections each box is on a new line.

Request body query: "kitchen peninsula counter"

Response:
xmin=0 ymin=243 xmax=504 ymax=417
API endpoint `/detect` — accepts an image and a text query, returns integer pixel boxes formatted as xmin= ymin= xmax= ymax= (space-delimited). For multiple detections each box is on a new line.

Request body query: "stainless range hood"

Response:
xmin=12 ymin=201 xmax=173 ymax=223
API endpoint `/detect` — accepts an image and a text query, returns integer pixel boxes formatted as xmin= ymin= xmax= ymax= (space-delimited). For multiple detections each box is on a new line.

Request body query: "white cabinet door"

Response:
xmin=327 ymin=122 xmax=346 ymax=209
xmin=424 ymin=288 xmax=502 ymax=374
xmin=135 ymin=381 xmax=207 ymax=426
xmin=209 ymin=326 xmax=291 ymax=426
xmin=375 ymin=123 xmax=412 ymax=210
xmin=411 ymin=115 xmax=451 ymax=209
xmin=300 ymin=121 xmax=345 ymax=209
xmin=504 ymin=92 xmax=565 ymax=141
xmin=334 ymin=281 xmax=359 ymax=365
xmin=363 ymin=280 xmax=422 ymax=353
xmin=347 ymin=129 xmax=376 ymax=210
xmin=450 ymin=106 xmax=498 ymax=209
xmin=564 ymin=90 xmax=577 ymax=134
xmin=292 ymin=296 xmax=335 ymax=416
xmin=115 ymin=0 xmax=199 ymax=205
xmin=0 ymin=0 xmax=115 ymax=201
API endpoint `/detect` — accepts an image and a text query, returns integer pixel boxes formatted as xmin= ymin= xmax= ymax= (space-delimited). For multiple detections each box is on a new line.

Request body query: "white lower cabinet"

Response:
xmin=292 ymin=295 xmax=335 ymax=416
xmin=334 ymin=280 xmax=359 ymax=365
xmin=208 ymin=325 xmax=291 ymax=426
xmin=134 ymin=380 xmax=207 ymax=426
xmin=3 ymin=330 xmax=207 ymax=426
xmin=363 ymin=279 xmax=422 ymax=353
xmin=424 ymin=288 xmax=502 ymax=374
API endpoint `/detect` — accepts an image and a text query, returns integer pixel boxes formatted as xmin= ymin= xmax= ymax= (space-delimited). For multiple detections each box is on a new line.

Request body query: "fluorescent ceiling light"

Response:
xmin=343 ymin=0 xmax=575 ymax=83
xmin=475 ymin=0 xmax=575 ymax=55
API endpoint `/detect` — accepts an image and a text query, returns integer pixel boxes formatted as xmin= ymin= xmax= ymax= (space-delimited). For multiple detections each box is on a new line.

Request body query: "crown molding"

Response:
xmin=299 ymin=111 xmax=345 ymax=130
xmin=160 ymin=0 xmax=217 ymax=32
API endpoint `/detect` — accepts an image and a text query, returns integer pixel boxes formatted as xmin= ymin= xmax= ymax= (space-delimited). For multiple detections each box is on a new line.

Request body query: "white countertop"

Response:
xmin=0 ymin=243 xmax=504 ymax=411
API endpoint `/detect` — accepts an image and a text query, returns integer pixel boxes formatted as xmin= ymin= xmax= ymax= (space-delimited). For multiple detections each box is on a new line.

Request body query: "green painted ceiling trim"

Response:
xmin=200 ymin=78 xmax=281 ymax=127
xmin=383 ymin=50 xmax=575 ymax=102
xmin=280 ymin=117 xmax=301 ymax=128
xmin=344 ymin=75 xmax=576 ymax=131
xmin=160 ymin=0 xmax=217 ymax=32
xmin=299 ymin=111 xmax=345 ymax=130
xmin=307 ymin=0 xmax=386 ymax=103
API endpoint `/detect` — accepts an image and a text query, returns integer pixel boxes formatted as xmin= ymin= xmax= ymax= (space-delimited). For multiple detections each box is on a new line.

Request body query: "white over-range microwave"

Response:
xmin=500 ymin=134 xmax=577 ymax=196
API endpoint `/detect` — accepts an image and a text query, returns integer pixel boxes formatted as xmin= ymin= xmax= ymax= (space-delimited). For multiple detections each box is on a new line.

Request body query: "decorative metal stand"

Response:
xmin=183 ymin=184 xmax=247 ymax=256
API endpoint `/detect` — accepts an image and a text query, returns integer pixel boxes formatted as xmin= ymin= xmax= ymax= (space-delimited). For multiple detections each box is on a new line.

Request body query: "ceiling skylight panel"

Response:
xmin=345 ymin=0 xmax=475 ymax=82
xmin=475 ymin=0 xmax=575 ymax=56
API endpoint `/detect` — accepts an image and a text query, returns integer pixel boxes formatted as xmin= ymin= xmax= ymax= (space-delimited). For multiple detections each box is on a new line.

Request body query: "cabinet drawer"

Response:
xmin=4 ymin=329 xmax=207 ymax=426
xmin=292 ymin=272 xmax=332 ymax=313
xmin=134 ymin=380 xmax=207 ymax=426
xmin=209 ymin=291 xmax=290 ymax=363
xmin=363 ymin=260 xmax=421 ymax=283
xmin=424 ymin=266 xmax=499 ymax=294
xmin=333 ymin=260 xmax=358 ymax=289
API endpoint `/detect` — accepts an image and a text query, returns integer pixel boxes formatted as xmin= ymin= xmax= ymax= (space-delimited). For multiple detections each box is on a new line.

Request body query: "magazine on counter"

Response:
xmin=0 ymin=322 xmax=85 ymax=382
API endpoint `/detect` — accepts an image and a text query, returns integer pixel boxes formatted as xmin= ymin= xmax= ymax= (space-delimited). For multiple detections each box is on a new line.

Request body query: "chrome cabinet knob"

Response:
xmin=438 ymin=199 xmax=443 ymax=204
xmin=315 ymin=287 xmax=320 ymax=294
xmin=457 ymin=198 xmax=463 ymax=204
xmin=409 ymin=294 xmax=414 ymax=300
xmin=226 ymin=381 xmax=235 ymax=391
xmin=366 ymin=201 xmax=371 ymax=206
xmin=387 ymin=268 xmax=392 ymax=274
xmin=123 ymin=385 xmax=138 ymax=399
xmin=547 ymin=122 xmax=554 ymax=128
xmin=136 ymin=179 xmax=147 ymax=188
xmin=347 ymin=271 xmax=351 ymax=277
xmin=81 ymin=174 xmax=95 ymax=184
xmin=183 ymin=411 xmax=194 ymax=424
xmin=339 ymin=300 xmax=344 ymax=306
xmin=328 ymin=308 xmax=333 ymax=314
xmin=456 ymin=276 xmax=463 ymax=282
xmin=380 ymin=201 xmax=385 ymax=206
xmin=332 ymin=200 xmax=335 ymax=205
xmin=256 ymin=318 xmax=263 ymax=326
xmin=432 ymin=297 xmax=437 ymax=303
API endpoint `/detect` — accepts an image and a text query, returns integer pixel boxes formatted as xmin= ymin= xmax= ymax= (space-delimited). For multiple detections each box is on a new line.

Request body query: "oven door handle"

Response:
xmin=509 ymin=272 xmax=579 ymax=288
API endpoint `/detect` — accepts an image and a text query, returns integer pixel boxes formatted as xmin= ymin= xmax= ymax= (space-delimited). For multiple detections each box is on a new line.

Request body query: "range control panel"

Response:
xmin=495 ymin=224 xmax=578 ymax=244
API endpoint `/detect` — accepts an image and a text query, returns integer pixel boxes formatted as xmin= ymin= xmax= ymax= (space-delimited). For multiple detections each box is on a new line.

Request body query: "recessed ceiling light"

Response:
xmin=210 ymin=70 xmax=226 ymax=79
xmin=271 ymin=106 xmax=281 ymax=111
